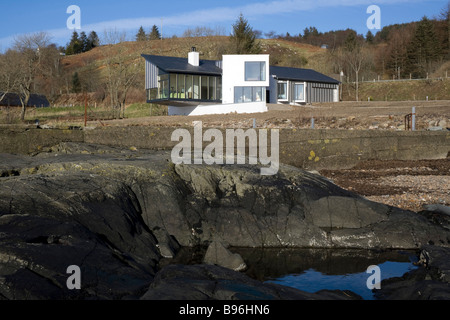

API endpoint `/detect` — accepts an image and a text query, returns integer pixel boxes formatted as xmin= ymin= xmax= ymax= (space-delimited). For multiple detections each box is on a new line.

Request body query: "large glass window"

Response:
xmin=245 ymin=62 xmax=266 ymax=81
xmin=294 ymin=83 xmax=305 ymax=101
xmin=234 ymin=87 xmax=265 ymax=103
xmin=154 ymin=72 xmax=221 ymax=101
xmin=278 ymin=82 xmax=287 ymax=100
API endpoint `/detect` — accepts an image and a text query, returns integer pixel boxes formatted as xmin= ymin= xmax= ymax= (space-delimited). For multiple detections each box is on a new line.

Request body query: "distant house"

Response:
xmin=0 ymin=93 xmax=50 ymax=108
xmin=142 ymin=48 xmax=339 ymax=116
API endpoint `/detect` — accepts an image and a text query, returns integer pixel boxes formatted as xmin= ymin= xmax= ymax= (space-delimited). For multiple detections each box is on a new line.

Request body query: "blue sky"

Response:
xmin=0 ymin=0 xmax=448 ymax=51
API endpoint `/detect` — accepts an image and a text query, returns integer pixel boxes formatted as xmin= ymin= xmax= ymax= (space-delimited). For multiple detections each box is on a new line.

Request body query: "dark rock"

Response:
xmin=203 ymin=241 xmax=247 ymax=271
xmin=0 ymin=173 xmax=159 ymax=299
xmin=1 ymin=142 xmax=450 ymax=299
xmin=374 ymin=245 xmax=450 ymax=300
xmin=140 ymin=264 xmax=362 ymax=300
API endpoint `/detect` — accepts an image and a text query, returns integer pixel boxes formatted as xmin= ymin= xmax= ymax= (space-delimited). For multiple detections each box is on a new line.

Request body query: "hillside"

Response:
xmin=55 ymin=36 xmax=450 ymax=107
xmin=55 ymin=36 xmax=331 ymax=107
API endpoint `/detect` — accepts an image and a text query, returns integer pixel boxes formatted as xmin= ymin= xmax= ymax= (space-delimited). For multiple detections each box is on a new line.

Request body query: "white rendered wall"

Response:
xmin=168 ymin=102 xmax=268 ymax=116
xmin=222 ymin=54 xmax=270 ymax=104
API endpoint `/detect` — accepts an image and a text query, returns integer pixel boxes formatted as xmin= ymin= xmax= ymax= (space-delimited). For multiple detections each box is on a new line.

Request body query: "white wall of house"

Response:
xmin=168 ymin=101 xmax=267 ymax=116
xmin=222 ymin=54 xmax=270 ymax=104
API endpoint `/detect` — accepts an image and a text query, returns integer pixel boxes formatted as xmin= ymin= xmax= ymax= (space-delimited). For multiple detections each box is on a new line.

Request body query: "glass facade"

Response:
xmin=234 ymin=86 xmax=265 ymax=103
xmin=153 ymin=72 xmax=221 ymax=102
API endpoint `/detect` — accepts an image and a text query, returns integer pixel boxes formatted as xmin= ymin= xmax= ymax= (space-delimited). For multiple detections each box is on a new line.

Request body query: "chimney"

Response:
xmin=188 ymin=47 xmax=199 ymax=67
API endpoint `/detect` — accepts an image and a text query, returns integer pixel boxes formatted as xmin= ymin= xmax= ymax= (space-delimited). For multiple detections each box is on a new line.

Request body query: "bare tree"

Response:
xmin=13 ymin=32 xmax=51 ymax=120
xmin=102 ymin=29 xmax=142 ymax=119
xmin=0 ymin=50 xmax=21 ymax=103
xmin=344 ymin=43 xmax=372 ymax=102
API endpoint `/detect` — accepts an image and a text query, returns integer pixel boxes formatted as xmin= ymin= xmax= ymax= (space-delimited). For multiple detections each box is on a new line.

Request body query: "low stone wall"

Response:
xmin=1 ymin=124 xmax=448 ymax=170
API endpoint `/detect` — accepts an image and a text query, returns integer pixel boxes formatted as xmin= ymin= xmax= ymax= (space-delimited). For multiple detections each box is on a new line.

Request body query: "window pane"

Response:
xmin=170 ymin=74 xmax=177 ymax=98
xmin=201 ymin=76 xmax=208 ymax=100
xmin=158 ymin=74 xmax=168 ymax=99
xmin=177 ymin=74 xmax=186 ymax=99
xmin=278 ymin=83 xmax=287 ymax=99
xmin=193 ymin=75 xmax=199 ymax=99
xmin=216 ymin=78 xmax=222 ymax=101
xmin=243 ymin=87 xmax=252 ymax=102
xmin=245 ymin=62 xmax=266 ymax=81
xmin=234 ymin=87 xmax=243 ymax=103
xmin=253 ymin=87 xmax=263 ymax=101
xmin=186 ymin=75 xmax=193 ymax=99
xmin=209 ymin=77 xmax=215 ymax=100
xmin=294 ymin=83 xmax=304 ymax=100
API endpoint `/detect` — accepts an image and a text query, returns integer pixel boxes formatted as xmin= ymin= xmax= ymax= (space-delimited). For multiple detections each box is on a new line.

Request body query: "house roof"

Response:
xmin=0 ymin=92 xmax=50 ymax=107
xmin=142 ymin=54 xmax=340 ymax=84
xmin=141 ymin=54 xmax=222 ymax=76
xmin=270 ymin=65 xmax=340 ymax=84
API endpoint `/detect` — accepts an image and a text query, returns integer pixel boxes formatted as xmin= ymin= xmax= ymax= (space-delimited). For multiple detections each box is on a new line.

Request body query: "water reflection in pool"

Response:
xmin=231 ymin=248 xmax=419 ymax=300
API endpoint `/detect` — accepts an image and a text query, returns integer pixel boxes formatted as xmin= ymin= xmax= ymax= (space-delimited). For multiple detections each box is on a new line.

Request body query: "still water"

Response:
xmin=233 ymin=248 xmax=419 ymax=300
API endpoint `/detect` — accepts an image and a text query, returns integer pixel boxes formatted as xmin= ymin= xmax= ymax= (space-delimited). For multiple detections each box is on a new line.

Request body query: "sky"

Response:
xmin=0 ymin=0 xmax=448 ymax=51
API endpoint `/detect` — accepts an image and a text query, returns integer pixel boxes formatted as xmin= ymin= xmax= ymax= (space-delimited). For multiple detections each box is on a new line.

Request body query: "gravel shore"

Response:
xmin=319 ymin=159 xmax=450 ymax=212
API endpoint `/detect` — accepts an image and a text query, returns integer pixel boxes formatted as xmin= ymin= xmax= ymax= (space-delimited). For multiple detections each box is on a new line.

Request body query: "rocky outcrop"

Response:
xmin=1 ymin=142 xmax=450 ymax=299
xmin=374 ymin=245 xmax=450 ymax=300
xmin=140 ymin=263 xmax=361 ymax=300
xmin=2 ymin=142 xmax=449 ymax=250
xmin=203 ymin=241 xmax=247 ymax=271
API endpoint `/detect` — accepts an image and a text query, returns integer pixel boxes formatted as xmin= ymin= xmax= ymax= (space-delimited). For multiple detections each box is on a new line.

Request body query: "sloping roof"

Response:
xmin=0 ymin=93 xmax=50 ymax=107
xmin=141 ymin=54 xmax=339 ymax=84
xmin=270 ymin=65 xmax=340 ymax=84
xmin=141 ymin=54 xmax=222 ymax=76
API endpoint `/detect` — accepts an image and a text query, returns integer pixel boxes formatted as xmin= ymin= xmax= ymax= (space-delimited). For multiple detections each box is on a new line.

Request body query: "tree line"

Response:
xmin=276 ymin=3 xmax=449 ymax=83
xmin=65 ymin=31 xmax=100 ymax=55
xmin=135 ymin=25 xmax=161 ymax=41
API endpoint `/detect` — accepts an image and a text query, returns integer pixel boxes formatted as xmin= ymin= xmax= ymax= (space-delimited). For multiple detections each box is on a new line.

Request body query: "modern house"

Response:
xmin=142 ymin=48 xmax=339 ymax=116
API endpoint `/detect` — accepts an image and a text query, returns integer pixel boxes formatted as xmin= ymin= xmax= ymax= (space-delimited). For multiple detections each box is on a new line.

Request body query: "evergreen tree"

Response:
xmin=87 ymin=31 xmax=100 ymax=50
xmin=344 ymin=30 xmax=359 ymax=52
xmin=148 ymin=25 xmax=161 ymax=40
xmin=72 ymin=72 xmax=81 ymax=93
xmin=405 ymin=16 xmax=441 ymax=77
xmin=229 ymin=13 xmax=261 ymax=54
xmin=136 ymin=26 xmax=147 ymax=41
xmin=66 ymin=31 xmax=81 ymax=55
xmin=79 ymin=31 xmax=88 ymax=52
xmin=365 ymin=30 xmax=374 ymax=44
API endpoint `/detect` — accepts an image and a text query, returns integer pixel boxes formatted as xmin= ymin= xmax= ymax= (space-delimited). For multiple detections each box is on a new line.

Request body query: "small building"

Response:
xmin=268 ymin=66 xmax=339 ymax=105
xmin=142 ymin=48 xmax=339 ymax=116
xmin=0 ymin=92 xmax=50 ymax=108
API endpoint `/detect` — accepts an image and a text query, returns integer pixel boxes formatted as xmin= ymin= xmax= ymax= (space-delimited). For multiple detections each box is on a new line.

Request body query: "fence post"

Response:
xmin=412 ymin=107 xmax=416 ymax=131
